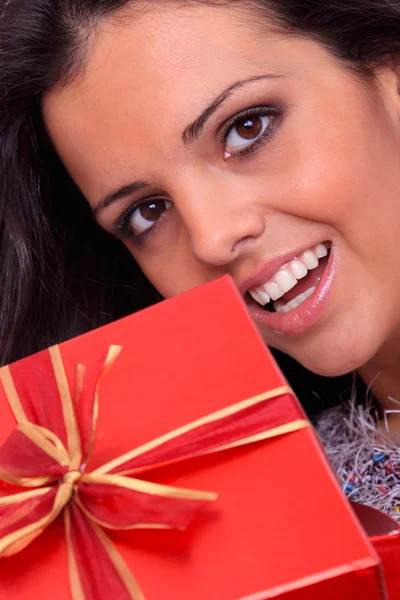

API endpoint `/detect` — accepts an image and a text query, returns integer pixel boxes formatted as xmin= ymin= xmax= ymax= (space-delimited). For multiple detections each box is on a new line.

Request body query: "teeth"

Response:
xmin=248 ymin=242 xmax=329 ymax=310
xmin=249 ymin=289 xmax=270 ymax=306
xmin=301 ymin=250 xmax=319 ymax=270
xmin=275 ymin=286 xmax=316 ymax=314
xmin=289 ymin=260 xmax=308 ymax=280
xmin=304 ymin=286 xmax=316 ymax=298
xmin=264 ymin=281 xmax=284 ymax=301
xmin=274 ymin=269 xmax=297 ymax=294
xmin=275 ymin=304 xmax=290 ymax=314
xmin=315 ymin=243 xmax=328 ymax=259
xmin=263 ymin=270 xmax=298 ymax=302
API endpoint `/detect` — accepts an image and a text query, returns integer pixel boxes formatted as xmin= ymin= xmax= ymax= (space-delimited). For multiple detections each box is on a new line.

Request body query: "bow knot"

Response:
xmin=63 ymin=470 xmax=82 ymax=486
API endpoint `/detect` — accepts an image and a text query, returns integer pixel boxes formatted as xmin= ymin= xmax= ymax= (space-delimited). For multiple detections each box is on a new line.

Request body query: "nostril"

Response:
xmin=233 ymin=235 xmax=257 ymax=251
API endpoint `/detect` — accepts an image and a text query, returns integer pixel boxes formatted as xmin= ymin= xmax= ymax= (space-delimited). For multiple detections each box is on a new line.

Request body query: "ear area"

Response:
xmin=373 ymin=58 xmax=400 ymax=124
xmin=392 ymin=55 xmax=400 ymax=96
xmin=392 ymin=56 xmax=400 ymax=123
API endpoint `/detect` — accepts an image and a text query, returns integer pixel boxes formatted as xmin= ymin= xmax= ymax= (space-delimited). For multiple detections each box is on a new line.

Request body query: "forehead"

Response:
xmin=43 ymin=4 xmax=335 ymax=203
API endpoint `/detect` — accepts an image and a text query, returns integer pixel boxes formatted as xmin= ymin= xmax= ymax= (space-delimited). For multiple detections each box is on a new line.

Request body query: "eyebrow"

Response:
xmin=94 ymin=181 xmax=149 ymax=216
xmin=182 ymin=73 xmax=283 ymax=146
xmin=95 ymin=73 xmax=283 ymax=216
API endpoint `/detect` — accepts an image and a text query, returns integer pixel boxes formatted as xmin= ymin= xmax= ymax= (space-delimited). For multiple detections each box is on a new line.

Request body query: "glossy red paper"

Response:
xmin=0 ymin=277 xmax=386 ymax=599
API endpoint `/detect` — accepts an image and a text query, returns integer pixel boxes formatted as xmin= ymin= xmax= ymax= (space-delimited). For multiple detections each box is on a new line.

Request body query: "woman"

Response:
xmin=1 ymin=0 xmax=400 ymax=516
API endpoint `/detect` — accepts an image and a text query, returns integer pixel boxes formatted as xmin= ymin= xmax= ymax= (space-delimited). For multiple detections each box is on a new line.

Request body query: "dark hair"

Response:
xmin=0 ymin=0 xmax=399 ymax=412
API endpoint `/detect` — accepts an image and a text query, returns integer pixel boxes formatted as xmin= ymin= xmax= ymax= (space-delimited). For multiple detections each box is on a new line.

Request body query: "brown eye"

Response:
xmin=235 ymin=116 xmax=263 ymax=140
xmin=129 ymin=199 xmax=172 ymax=235
xmin=139 ymin=200 xmax=166 ymax=222
xmin=225 ymin=114 xmax=270 ymax=154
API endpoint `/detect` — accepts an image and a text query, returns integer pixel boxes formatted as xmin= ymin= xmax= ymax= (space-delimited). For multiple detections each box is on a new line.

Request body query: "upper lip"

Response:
xmin=238 ymin=242 xmax=327 ymax=296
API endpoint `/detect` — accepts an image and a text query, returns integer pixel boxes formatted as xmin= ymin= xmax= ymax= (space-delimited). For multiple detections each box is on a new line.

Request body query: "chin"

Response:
xmin=296 ymin=355 xmax=359 ymax=378
xmin=285 ymin=334 xmax=380 ymax=378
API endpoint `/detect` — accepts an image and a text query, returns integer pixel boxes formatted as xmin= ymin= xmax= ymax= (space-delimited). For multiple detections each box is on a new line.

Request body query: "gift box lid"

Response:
xmin=0 ymin=276 xmax=387 ymax=599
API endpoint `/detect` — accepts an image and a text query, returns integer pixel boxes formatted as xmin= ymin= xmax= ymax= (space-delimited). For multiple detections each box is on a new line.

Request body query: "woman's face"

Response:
xmin=44 ymin=4 xmax=400 ymax=377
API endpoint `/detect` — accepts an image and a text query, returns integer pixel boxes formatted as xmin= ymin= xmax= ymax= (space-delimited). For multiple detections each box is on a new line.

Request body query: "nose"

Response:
xmin=176 ymin=176 xmax=266 ymax=267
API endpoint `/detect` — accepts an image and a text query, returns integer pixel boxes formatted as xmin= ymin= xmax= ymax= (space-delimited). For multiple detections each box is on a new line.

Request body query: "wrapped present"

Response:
xmin=0 ymin=276 xmax=388 ymax=599
xmin=372 ymin=533 xmax=400 ymax=600
xmin=351 ymin=502 xmax=400 ymax=599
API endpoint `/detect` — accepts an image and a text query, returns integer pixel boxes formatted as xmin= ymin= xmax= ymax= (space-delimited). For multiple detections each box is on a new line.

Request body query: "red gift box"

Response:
xmin=0 ymin=276 xmax=388 ymax=599
xmin=351 ymin=502 xmax=400 ymax=599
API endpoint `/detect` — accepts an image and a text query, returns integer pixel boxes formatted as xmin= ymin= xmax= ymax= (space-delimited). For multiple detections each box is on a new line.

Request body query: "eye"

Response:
xmin=128 ymin=199 xmax=172 ymax=235
xmin=225 ymin=114 xmax=271 ymax=154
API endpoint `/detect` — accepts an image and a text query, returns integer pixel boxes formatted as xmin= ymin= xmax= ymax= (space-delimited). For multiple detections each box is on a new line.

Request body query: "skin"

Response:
xmin=43 ymin=4 xmax=400 ymax=423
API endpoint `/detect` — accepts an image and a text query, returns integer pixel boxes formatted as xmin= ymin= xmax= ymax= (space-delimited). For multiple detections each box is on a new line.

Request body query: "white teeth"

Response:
xmin=287 ymin=293 xmax=306 ymax=310
xmin=276 ymin=304 xmax=290 ymax=314
xmin=264 ymin=281 xmax=284 ymax=301
xmin=301 ymin=250 xmax=319 ymax=270
xmin=286 ymin=298 xmax=300 ymax=311
xmin=315 ymin=243 xmax=328 ymax=259
xmin=274 ymin=286 xmax=316 ymax=313
xmin=304 ymin=286 xmax=316 ymax=298
xmin=249 ymin=289 xmax=270 ymax=306
xmin=289 ymin=260 xmax=308 ymax=280
xmin=295 ymin=291 xmax=308 ymax=303
xmin=274 ymin=269 xmax=297 ymax=294
xmin=248 ymin=242 xmax=329 ymax=310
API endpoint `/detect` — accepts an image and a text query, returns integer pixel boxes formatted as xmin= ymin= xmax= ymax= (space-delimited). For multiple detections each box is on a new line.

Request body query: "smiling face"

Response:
xmin=43 ymin=3 xmax=400 ymax=377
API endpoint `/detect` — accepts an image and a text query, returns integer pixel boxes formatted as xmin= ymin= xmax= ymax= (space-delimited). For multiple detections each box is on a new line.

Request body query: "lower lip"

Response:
xmin=246 ymin=246 xmax=336 ymax=336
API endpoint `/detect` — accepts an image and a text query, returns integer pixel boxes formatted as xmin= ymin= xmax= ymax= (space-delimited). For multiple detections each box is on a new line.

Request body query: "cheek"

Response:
xmin=285 ymin=138 xmax=400 ymax=290
xmin=273 ymin=109 xmax=398 ymax=247
xmin=124 ymin=227 xmax=214 ymax=299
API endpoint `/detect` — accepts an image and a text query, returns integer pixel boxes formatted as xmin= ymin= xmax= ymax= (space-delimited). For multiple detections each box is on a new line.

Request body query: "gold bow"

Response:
xmin=0 ymin=345 xmax=308 ymax=599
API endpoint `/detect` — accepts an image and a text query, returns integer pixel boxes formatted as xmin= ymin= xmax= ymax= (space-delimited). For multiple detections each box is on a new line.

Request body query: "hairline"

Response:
xmin=52 ymin=0 xmax=385 ymax=89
